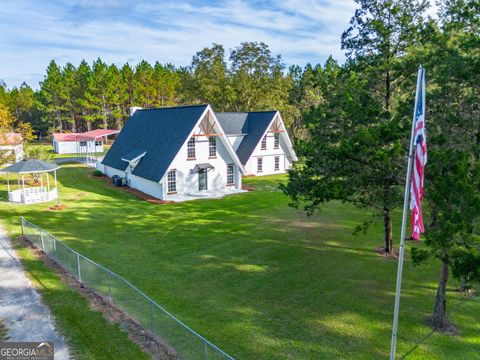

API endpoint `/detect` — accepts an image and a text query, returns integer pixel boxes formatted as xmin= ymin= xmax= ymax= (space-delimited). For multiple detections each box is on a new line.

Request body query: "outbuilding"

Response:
xmin=0 ymin=132 xmax=23 ymax=163
xmin=52 ymin=129 xmax=119 ymax=155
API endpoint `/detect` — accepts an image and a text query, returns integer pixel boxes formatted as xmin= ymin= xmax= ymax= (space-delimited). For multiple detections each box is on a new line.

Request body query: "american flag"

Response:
xmin=410 ymin=69 xmax=427 ymax=240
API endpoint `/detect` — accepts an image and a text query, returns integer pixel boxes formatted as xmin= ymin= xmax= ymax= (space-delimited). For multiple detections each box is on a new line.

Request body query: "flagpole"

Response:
xmin=389 ymin=65 xmax=423 ymax=360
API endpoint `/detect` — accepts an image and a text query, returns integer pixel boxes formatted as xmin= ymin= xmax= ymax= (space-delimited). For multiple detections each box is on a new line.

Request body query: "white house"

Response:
xmin=0 ymin=132 xmax=23 ymax=163
xmin=216 ymin=111 xmax=297 ymax=176
xmin=52 ymin=129 xmax=119 ymax=155
xmin=99 ymin=104 xmax=246 ymax=202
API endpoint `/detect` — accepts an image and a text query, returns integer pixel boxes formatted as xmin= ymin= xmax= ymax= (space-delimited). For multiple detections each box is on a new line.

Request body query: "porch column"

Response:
xmin=40 ymin=172 xmax=44 ymax=188
xmin=6 ymin=173 xmax=10 ymax=193
xmin=46 ymin=171 xmax=50 ymax=192
xmin=54 ymin=170 xmax=57 ymax=189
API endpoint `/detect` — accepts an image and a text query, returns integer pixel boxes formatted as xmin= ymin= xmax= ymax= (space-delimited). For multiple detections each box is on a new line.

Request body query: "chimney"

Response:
xmin=130 ymin=106 xmax=142 ymax=116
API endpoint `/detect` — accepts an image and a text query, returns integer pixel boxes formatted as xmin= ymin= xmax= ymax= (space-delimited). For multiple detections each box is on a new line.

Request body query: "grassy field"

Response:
xmin=0 ymin=164 xmax=478 ymax=359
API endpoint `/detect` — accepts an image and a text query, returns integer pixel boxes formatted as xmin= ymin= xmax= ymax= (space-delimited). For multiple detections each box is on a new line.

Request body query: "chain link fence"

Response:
xmin=20 ymin=216 xmax=234 ymax=360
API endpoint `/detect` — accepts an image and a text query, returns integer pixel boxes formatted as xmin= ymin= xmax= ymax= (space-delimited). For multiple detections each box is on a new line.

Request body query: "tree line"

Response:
xmin=0 ymin=41 xmax=303 ymax=137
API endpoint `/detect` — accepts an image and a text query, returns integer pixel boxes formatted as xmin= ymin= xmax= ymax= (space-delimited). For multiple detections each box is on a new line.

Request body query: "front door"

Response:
xmin=198 ymin=169 xmax=208 ymax=191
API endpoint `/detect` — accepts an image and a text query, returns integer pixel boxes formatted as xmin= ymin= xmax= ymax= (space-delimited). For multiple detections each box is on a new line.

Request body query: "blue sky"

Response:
xmin=0 ymin=0 xmax=435 ymax=89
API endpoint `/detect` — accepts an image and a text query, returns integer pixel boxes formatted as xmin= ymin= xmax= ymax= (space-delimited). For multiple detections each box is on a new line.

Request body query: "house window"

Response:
xmin=95 ymin=140 xmax=102 ymax=146
xmin=274 ymin=156 xmax=280 ymax=171
xmin=167 ymin=170 xmax=176 ymax=193
xmin=261 ymin=135 xmax=267 ymax=150
xmin=227 ymin=164 xmax=234 ymax=185
xmin=187 ymin=137 xmax=196 ymax=159
xmin=79 ymin=141 xmax=87 ymax=147
xmin=274 ymin=133 xmax=279 ymax=149
xmin=257 ymin=157 xmax=263 ymax=172
xmin=209 ymin=137 xmax=216 ymax=157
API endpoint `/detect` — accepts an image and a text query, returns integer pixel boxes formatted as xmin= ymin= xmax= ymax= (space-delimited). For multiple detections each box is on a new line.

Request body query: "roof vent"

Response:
xmin=129 ymin=106 xmax=142 ymax=116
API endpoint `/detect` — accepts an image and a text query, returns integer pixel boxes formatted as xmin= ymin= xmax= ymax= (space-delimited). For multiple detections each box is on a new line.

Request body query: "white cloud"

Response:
xmin=0 ymin=0 xmax=361 ymax=89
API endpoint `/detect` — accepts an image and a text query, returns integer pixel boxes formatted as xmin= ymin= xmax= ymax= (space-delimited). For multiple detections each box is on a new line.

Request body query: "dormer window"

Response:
xmin=187 ymin=137 xmax=196 ymax=159
xmin=261 ymin=135 xmax=267 ymax=150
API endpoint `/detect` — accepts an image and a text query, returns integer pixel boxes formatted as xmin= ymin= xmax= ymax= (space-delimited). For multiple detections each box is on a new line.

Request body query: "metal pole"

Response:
xmin=77 ymin=253 xmax=82 ymax=283
xmin=6 ymin=173 xmax=10 ymax=193
xmin=390 ymin=66 xmax=423 ymax=360
xmin=204 ymin=341 xmax=208 ymax=360
xmin=53 ymin=237 xmax=57 ymax=259
xmin=20 ymin=217 xmax=24 ymax=238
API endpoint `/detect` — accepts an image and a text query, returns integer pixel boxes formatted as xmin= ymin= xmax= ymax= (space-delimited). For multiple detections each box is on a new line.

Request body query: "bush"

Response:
xmin=23 ymin=144 xmax=54 ymax=161
xmin=93 ymin=170 xmax=103 ymax=177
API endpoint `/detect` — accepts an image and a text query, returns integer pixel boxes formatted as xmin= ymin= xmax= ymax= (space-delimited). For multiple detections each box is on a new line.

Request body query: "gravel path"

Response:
xmin=0 ymin=224 xmax=71 ymax=359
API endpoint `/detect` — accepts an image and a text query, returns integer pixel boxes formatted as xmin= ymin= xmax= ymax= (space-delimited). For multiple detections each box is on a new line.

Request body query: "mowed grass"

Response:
xmin=0 ymin=164 xmax=478 ymax=359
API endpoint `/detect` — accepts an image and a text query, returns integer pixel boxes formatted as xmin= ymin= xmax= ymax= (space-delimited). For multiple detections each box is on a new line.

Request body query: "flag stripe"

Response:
xmin=410 ymin=69 xmax=427 ymax=240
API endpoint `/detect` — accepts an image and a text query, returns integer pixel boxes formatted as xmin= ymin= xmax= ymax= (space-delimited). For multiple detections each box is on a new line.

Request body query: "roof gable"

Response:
xmin=216 ymin=111 xmax=277 ymax=165
xmin=215 ymin=113 xmax=249 ymax=135
xmin=102 ymin=105 xmax=209 ymax=182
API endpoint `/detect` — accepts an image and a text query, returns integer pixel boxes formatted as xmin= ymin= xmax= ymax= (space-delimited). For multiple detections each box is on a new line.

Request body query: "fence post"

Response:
xmin=77 ymin=253 xmax=82 ymax=283
xmin=204 ymin=341 xmax=208 ymax=360
xmin=108 ymin=277 xmax=112 ymax=302
xmin=53 ymin=237 xmax=57 ymax=259
xmin=40 ymin=230 xmax=45 ymax=252
xmin=150 ymin=301 xmax=154 ymax=335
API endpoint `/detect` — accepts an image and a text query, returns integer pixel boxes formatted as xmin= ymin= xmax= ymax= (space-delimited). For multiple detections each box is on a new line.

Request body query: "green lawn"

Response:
xmin=0 ymin=164 xmax=478 ymax=359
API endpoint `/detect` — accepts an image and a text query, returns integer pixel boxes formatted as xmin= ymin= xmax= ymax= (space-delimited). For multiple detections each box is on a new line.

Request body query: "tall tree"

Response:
xmin=40 ymin=60 xmax=65 ymax=132
xmin=189 ymin=44 xmax=231 ymax=110
xmin=84 ymin=58 xmax=110 ymax=129
xmin=61 ymin=63 xmax=77 ymax=132
xmin=75 ymin=60 xmax=92 ymax=131
xmin=121 ymin=63 xmax=135 ymax=118
xmin=153 ymin=62 xmax=179 ymax=107
xmin=283 ymin=0 xmax=429 ymax=254
xmin=229 ymin=42 xmax=295 ymax=128
xmin=134 ymin=60 xmax=156 ymax=108
xmin=411 ymin=0 xmax=480 ymax=329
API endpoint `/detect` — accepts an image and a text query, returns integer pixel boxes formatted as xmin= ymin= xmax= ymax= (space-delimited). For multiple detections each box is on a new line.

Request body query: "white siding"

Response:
xmin=53 ymin=140 xmax=104 ymax=154
xmin=100 ymin=164 xmax=164 ymax=199
xmin=162 ymin=123 xmax=242 ymax=200
xmin=245 ymin=132 xmax=293 ymax=176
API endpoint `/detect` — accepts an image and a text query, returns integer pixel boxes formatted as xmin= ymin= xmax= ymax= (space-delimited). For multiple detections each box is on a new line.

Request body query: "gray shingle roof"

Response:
xmin=102 ymin=105 xmax=208 ymax=182
xmin=215 ymin=113 xmax=249 ymax=134
xmin=0 ymin=159 xmax=59 ymax=173
xmin=216 ymin=111 xmax=277 ymax=165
